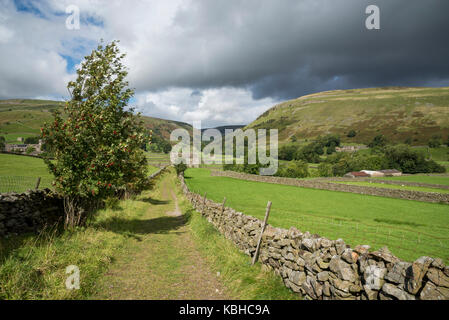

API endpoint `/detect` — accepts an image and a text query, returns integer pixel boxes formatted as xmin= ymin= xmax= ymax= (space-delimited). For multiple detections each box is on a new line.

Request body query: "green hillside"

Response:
xmin=0 ymin=99 xmax=191 ymax=143
xmin=246 ymin=87 xmax=449 ymax=145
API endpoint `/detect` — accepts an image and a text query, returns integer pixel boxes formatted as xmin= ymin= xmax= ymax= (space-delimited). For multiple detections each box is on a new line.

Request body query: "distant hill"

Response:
xmin=245 ymin=87 xmax=449 ymax=145
xmin=0 ymin=99 xmax=192 ymax=143
xmin=201 ymin=125 xmax=245 ymax=135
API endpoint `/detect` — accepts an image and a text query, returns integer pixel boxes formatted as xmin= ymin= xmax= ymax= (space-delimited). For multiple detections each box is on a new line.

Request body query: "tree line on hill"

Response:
xmin=223 ymin=133 xmax=447 ymax=179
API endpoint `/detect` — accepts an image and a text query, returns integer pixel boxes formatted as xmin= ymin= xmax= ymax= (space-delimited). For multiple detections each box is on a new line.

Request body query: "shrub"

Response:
xmin=25 ymin=146 xmax=35 ymax=154
xmin=347 ymin=130 xmax=357 ymax=138
xmin=295 ymin=143 xmax=322 ymax=163
xmin=41 ymin=41 xmax=150 ymax=229
xmin=0 ymin=136 xmax=5 ymax=151
xmin=368 ymin=134 xmax=388 ymax=148
xmin=384 ymin=145 xmax=446 ymax=174
xmin=428 ymin=135 xmax=442 ymax=148
xmin=317 ymin=163 xmax=333 ymax=177
xmin=174 ymin=163 xmax=188 ymax=176
xmin=277 ymin=160 xmax=309 ymax=178
xmin=279 ymin=144 xmax=298 ymax=161
xmin=24 ymin=136 xmax=40 ymax=144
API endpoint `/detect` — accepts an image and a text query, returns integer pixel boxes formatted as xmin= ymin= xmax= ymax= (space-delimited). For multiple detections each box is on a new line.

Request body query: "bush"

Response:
xmin=174 ymin=163 xmax=188 ymax=176
xmin=276 ymin=160 xmax=309 ymax=178
xmin=317 ymin=163 xmax=333 ymax=177
xmin=295 ymin=143 xmax=322 ymax=163
xmin=368 ymin=135 xmax=388 ymax=148
xmin=347 ymin=130 xmax=357 ymax=138
xmin=384 ymin=145 xmax=446 ymax=174
xmin=24 ymin=136 xmax=40 ymax=144
xmin=0 ymin=136 xmax=5 ymax=151
xmin=428 ymin=135 xmax=442 ymax=148
xmin=279 ymin=144 xmax=298 ymax=161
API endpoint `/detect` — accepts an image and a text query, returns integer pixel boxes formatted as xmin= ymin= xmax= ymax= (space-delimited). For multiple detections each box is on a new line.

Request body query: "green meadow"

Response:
xmin=373 ymin=175 xmax=449 ymax=186
xmin=333 ymin=180 xmax=449 ymax=194
xmin=184 ymin=168 xmax=449 ymax=263
xmin=0 ymin=154 xmax=53 ymax=192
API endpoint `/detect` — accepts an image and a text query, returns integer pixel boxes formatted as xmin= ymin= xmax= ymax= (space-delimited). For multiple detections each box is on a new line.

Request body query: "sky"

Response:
xmin=1 ymin=0 xmax=449 ymax=127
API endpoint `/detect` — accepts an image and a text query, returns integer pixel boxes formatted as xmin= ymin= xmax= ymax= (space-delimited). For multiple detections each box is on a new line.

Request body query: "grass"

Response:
xmin=0 ymin=99 xmax=191 ymax=145
xmin=0 ymin=198 xmax=145 ymax=299
xmin=182 ymin=193 xmax=298 ymax=300
xmin=246 ymin=87 xmax=449 ymax=145
xmin=184 ymin=168 xmax=449 ymax=264
xmin=333 ymin=180 xmax=449 ymax=194
xmin=373 ymin=175 xmax=449 ymax=186
xmin=0 ymin=153 xmax=54 ymax=192
xmin=0 ymin=169 xmax=299 ymax=300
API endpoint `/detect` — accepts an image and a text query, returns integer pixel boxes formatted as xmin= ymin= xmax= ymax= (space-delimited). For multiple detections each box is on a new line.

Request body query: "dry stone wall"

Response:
xmin=0 ymin=189 xmax=64 ymax=237
xmin=179 ymin=174 xmax=449 ymax=300
xmin=210 ymin=170 xmax=449 ymax=204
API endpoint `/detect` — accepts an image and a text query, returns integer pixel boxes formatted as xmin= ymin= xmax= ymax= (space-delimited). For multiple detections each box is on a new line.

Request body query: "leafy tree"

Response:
xmin=404 ymin=137 xmax=412 ymax=145
xmin=279 ymin=144 xmax=298 ymax=161
xmin=347 ymin=130 xmax=357 ymax=138
xmin=277 ymin=160 xmax=309 ymax=178
xmin=428 ymin=135 xmax=442 ymax=148
xmin=295 ymin=143 xmax=322 ymax=163
xmin=41 ymin=41 xmax=150 ymax=229
xmin=319 ymin=134 xmax=341 ymax=148
xmin=384 ymin=145 xmax=445 ymax=174
xmin=174 ymin=163 xmax=187 ymax=176
xmin=0 ymin=136 xmax=5 ymax=151
xmin=317 ymin=162 xmax=333 ymax=177
xmin=368 ymin=134 xmax=388 ymax=148
xmin=24 ymin=136 xmax=40 ymax=144
xmin=26 ymin=146 xmax=35 ymax=154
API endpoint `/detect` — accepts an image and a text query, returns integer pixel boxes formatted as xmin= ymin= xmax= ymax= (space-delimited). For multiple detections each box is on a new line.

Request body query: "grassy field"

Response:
xmin=373 ymin=175 xmax=449 ymax=186
xmin=146 ymin=151 xmax=171 ymax=167
xmin=184 ymin=168 xmax=449 ymax=263
xmin=332 ymin=180 xmax=449 ymax=194
xmin=0 ymin=153 xmax=53 ymax=192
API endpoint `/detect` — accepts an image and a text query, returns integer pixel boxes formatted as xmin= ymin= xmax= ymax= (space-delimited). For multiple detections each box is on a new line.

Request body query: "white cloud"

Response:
xmin=135 ymin=87 xmax=278 ymax=127
xmin=1 ymin=0 xmax=448 ymax=127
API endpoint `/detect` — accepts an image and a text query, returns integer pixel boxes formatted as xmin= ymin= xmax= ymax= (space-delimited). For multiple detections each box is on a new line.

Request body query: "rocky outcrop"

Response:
xmin=179 ymin=174 xmax=449 ymax=300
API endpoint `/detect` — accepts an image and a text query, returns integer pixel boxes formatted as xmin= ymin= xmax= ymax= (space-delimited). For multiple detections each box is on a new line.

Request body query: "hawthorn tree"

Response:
xmin=41 ymin=41 xmax=150 ymax=229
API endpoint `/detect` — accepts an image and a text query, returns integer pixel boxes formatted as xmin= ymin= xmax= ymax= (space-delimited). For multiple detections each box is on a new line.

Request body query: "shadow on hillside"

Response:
xmin=95 ymin=215 xmax=186 ymax=241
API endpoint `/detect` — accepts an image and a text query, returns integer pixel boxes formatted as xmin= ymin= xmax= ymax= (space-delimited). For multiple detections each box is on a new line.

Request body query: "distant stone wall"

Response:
xmin=330 ymin=177 xmax=449 ymax=190
xmin=210 ymin=170 xmax=449 ymax=204
xmin=179 ymin=174 xmax=449 ymax=300
xmin=0 ymin=189 xmax=64 ymax=237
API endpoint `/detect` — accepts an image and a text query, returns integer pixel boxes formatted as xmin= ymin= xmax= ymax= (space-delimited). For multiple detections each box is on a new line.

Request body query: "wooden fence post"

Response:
xmin=221 ymin=197 xmax=226 ymax=214
xmin=202 ymin=192 xmax=207 ymax=214
xmin=252 ymin=201 xmax=272 ymax=265
xmin=35 ymin=177 xmax=41 ymax=190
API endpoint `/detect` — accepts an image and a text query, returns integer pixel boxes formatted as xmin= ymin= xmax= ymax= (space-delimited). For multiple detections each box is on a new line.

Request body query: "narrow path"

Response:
xmin=93 ymin=170 xmax=228 ymax=299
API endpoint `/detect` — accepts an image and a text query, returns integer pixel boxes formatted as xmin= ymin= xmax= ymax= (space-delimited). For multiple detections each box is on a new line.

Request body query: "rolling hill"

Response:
xmin=0 ymin=99 xmax=192 ymax=143
xmin=245 ymin=87 xmax=449 ymax=145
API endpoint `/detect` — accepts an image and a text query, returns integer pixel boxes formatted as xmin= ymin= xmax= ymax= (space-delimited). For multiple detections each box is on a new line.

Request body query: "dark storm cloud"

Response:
xmin=130 ymin=0 xmax=449 ymax=100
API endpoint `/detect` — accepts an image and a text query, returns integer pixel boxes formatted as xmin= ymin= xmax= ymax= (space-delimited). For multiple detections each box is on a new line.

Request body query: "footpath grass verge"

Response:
xmin=0 ymin=196 xmax=148 ymax=299
xmin=180 ymin=196 xmax=299 ymax=300
xmin=184 ymin=168 xmax=449 ymax=264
